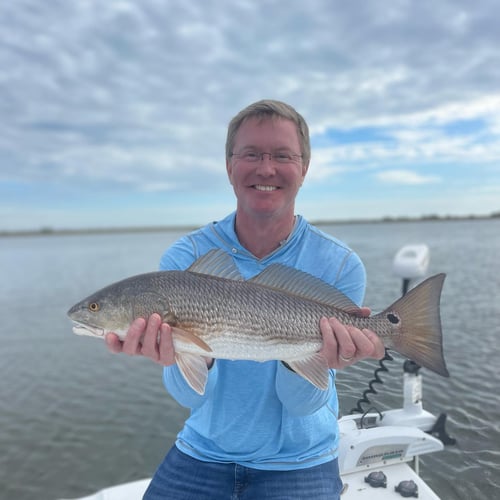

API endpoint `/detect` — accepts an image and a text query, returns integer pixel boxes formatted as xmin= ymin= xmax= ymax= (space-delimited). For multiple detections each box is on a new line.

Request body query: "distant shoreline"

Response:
xmin=1 ymin=212 xmax=499 ymax=238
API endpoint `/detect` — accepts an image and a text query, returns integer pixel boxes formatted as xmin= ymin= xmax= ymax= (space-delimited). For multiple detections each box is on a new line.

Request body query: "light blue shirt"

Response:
xmin=160 ymin=212 xmax=366 ymax=470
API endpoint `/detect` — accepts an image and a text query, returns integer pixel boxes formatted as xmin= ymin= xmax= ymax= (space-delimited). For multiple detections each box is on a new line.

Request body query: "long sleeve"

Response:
xmin=163 ymin=362 xmax=219 ymax=409
xmin=275 ymin=362 xmax=336 ymax=416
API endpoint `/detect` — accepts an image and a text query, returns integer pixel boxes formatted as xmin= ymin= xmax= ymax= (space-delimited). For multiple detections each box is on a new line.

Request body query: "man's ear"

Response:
xmin=226 ymin=158 xmax=233 ymax=185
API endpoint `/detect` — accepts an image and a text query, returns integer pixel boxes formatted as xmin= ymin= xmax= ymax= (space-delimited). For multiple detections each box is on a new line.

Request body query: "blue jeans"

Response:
xmin=143 ymin=445 xmax=343 ymax=500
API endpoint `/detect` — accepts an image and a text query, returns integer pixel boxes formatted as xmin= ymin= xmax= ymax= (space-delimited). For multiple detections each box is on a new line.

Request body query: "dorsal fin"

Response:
xmin=187 ymin=249 xmax=243 ymax=280
xmin=249 ymin=264 xmax=361 ymax=313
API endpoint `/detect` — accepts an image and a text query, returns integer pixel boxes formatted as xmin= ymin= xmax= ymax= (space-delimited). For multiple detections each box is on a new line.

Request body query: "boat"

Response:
xmin=61 ymin=245 xmax=454 ymax=500
xmin=337 ymin=358 xmax=454 ymax=498
xmin=61 ymin=362 xmax=453 ymax=500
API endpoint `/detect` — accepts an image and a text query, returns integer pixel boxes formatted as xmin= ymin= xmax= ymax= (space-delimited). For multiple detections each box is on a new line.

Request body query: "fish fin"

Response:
xmin=378 ymin=273 xmax=449 ymax=377
xmin=286 ymin=353 xmax=330 ymax=390
xmin=175 ymin=352 xmax=208 ymax=395
xmin=249 ymin=265 xmax=361 ymax=314
xmin=171 ymin=326 xmax=213 ymax=353
xmin=187 ymin=249 xmax=243 ymax=280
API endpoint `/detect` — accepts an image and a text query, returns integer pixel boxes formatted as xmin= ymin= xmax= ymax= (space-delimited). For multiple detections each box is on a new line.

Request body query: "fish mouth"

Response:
xmin=71 ymin=321 xmax=105 ymax=338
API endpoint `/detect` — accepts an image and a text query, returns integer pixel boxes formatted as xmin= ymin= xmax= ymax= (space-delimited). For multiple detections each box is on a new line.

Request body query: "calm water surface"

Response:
xmin=1 ymin=220 xmax=499 ymax=500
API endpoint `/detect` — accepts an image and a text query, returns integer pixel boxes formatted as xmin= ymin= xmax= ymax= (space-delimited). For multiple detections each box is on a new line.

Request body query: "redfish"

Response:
xmin=68 ymin=249 xmax=448 ymax=394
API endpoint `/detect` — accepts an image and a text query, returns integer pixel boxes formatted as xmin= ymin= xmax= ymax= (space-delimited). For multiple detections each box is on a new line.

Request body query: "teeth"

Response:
xmin=254 ymin=185 xmax=277 ymax=191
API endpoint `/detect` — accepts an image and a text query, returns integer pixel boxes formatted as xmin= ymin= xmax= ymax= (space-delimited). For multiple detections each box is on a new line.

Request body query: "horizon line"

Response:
xmin=2 ymin=212 xmax=499 ymax=238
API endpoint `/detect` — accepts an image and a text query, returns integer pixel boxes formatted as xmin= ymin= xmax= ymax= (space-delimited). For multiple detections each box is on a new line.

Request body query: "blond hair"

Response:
xmin=225 ymin=100 xmax=310 ymax=165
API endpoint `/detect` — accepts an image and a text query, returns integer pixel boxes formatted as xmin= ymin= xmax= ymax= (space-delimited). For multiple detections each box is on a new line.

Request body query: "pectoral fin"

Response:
xmin=171 ymin=326 xmax=212 ymax=353
xmin=286 ymin=353 xmax=330 ymax=390
xmin=175 ymin=352 xmax=209 ymax=395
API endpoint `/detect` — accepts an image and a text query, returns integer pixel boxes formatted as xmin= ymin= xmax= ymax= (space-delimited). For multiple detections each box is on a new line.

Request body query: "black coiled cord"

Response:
xmin=349 ymin=348 xmax=394 ymax=414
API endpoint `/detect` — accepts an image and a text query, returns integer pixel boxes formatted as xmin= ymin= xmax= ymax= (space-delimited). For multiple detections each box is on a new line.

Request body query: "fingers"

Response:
xmin=139 ymin=315 xmax=176 ymax=365
xmin=105 ymin=332 xmax=124 ymax=354
xmin=122 ymin=316 xmax=148 ymax=355
xmin=319 ymin=317 xmax=355 ymax=367
xmin=320 ymin=316 xmax=385 ymax=369
xmin=358 ymin=306 xmax=371 ymax=318
xmin=157 ymin=322 xmax=176 ymax=365
xmin=362 ymin=328 xmax=386 ymax=359
xmin=139 ymin=314 xmax=163 ymax=360
xmin=106 ymin=314 xmax=176 ymax=366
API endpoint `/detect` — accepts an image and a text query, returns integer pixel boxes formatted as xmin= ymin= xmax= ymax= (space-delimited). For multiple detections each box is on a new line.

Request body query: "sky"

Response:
xmin=1 ymin=0 xmax=500 ymax=231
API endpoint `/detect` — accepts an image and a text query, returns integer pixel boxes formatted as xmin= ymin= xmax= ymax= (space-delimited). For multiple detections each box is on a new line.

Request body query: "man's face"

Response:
xmin=227 ymin=117 xmax=308 ymax=219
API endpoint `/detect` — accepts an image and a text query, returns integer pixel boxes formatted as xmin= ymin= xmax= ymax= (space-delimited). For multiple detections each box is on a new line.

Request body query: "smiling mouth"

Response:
xmin=253 ymin=185 xmax=278 ymax=191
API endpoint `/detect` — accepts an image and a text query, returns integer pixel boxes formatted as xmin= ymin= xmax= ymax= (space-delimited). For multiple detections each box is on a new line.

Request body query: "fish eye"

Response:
xmin=89 ymin=302 xmax=100 ymax=312
xmin=387 ymin=313 xmax=400 ymax=324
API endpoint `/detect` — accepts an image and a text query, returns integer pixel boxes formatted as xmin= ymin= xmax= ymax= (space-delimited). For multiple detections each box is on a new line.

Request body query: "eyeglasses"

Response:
xmin=230 ymin=151 xmax=303 ymax=164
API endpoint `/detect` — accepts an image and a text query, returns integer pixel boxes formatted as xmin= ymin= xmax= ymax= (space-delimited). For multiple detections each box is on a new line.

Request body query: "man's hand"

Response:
xmin=319 ymin=308 xmax=386 ymax=369
xmin=105 ymin=313 xmax=176 ymax=365
xmin=105 ymin=313 xmax=214 ymax=368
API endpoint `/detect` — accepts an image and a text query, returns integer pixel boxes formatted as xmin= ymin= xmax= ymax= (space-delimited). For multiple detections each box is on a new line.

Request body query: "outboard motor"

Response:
xmin=392 ymin=244 xmax=430 ymax=295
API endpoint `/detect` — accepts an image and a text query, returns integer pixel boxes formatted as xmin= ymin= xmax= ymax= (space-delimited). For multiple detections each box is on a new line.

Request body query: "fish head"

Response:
xmin=67 ymin=274 xmax=170 ymax=340
xmin=67 ymin=286 xmax=134 ymax=340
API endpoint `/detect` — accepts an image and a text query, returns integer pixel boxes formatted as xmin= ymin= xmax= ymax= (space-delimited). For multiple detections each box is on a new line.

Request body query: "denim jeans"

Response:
xmin=143 ymin=445 xmax=343 ymax=500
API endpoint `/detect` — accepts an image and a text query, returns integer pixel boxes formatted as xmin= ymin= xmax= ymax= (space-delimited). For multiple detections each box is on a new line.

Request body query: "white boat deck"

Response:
xmin=61 ymin=461 xmax=440 ymax=500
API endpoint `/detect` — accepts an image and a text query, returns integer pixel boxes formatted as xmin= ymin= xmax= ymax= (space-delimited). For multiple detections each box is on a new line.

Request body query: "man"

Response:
xmin=106 ymin=100 xmax=385 ymax=499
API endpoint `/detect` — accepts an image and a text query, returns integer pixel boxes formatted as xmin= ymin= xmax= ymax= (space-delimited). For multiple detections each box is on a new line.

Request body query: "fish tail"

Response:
xmin=376 ymin=273 xmax=449 ymax=377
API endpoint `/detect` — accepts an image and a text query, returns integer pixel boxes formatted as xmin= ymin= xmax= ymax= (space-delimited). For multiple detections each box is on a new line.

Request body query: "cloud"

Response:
xmin=375 ymin=169 xmax=441 ymax=185
xmin=1 ymin=0 xmax=499 ymax=229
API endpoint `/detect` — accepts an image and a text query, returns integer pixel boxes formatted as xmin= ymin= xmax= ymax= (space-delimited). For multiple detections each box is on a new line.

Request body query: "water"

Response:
xmin=1 ymin=219 xmax=499 ymax=500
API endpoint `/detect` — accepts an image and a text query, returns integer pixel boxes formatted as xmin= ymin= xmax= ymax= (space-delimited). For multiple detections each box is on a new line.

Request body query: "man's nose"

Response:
xmin=255 ymin=154 xmax=276 ymax=174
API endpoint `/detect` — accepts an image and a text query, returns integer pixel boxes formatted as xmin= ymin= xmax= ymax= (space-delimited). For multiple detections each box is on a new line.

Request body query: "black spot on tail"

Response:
xmin=387 ymin=313 xmax=400 ymax=324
